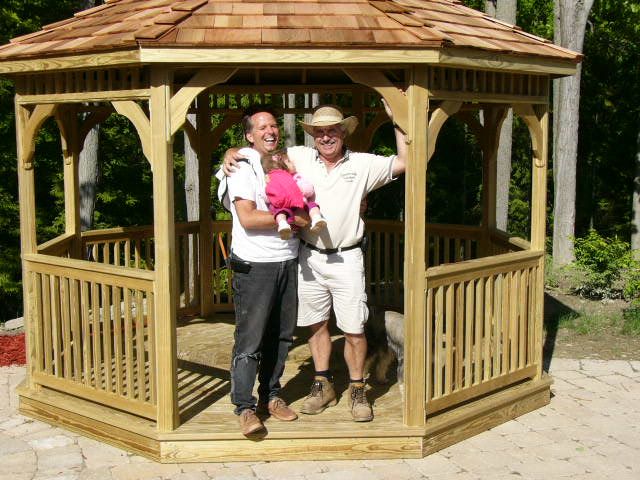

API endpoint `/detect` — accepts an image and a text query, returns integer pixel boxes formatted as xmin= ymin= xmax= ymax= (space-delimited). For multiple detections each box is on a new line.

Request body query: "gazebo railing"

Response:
xmin=24 ymin=253 xmax=157 ymax=420
xmin=424 ymin=250 xmax=542 ymax=415
xmin=37 ymin=232 xmax=76 ymax=258
xmin=28 ymin=220 xmax=537 ymax=423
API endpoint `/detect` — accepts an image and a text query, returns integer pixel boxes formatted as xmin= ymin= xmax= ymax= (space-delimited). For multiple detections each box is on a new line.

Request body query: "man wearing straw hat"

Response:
xmin=223 ymin=102 xmax=406 ymax=422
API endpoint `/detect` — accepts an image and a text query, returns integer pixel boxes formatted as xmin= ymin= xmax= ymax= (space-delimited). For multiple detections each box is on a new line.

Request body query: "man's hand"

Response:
xmin=222 ymin=147 xmax=244 ymax=176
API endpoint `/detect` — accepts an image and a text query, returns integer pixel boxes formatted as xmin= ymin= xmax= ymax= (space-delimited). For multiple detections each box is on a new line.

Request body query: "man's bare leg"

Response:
xmin=344 ymin=332 xmax=367 ymax=380
xmin=308 ymin=320 xmax=331 ymax=371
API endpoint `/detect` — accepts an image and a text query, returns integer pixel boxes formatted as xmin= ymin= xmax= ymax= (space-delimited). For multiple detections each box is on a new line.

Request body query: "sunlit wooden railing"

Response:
xmin=424 ymin=250 xmax=542 ymax=415
xmin=37 ymin=232 xmax=76 ymax=258
xmin=428 ymin=223 xmax=483 ymax=267
xmin=365 ymin=220 xmax=404 ymax=309
xmin=24 ymin=254 xmax=157 ymax=419
xmin=30 ymin=219 xmax=539 ymax=422
xmin=81 ymin=223 xmax=207 ymax=315
xmin=56 ymin=222 xmax=529 ymax=317
xmin=81 ymin=225 xmax=155 ymax=269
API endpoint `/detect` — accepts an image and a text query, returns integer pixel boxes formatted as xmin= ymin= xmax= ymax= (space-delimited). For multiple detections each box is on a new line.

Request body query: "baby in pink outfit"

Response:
xmin=261 ymin=149 xmax=326 ymax=239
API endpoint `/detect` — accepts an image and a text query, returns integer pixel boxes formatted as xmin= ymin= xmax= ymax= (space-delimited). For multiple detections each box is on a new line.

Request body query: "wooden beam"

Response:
xmin=196 ymin=93 xmax=214 ymax=317
xmin=15 ymin=100 xmax=38 ymax=390
xmin=112 ymin=101 xmax=152 ymax=163
xmin=169 ymin=68 xmax=237 ymax=136
xmin=514 ymin=104 xmax=548 ymax=381
xmin=0 ymin=50 xmax=141 ymax=74
xmin=17 ymin=89 xmax=150 ymax=105
xmin=20 ymin=103 xmax=57 ymax=168
xmin=403 ymin=67 xmax=429 ymax=428
xmin=150 ymin=67 xmax=179 ymax=432
xmin=342 ymin=68 xmax=409 ymax=137
xmin=55 ymin=109 xmax=81 ymax=259
xmin=438 ymin=49 xmax=579 ymax=76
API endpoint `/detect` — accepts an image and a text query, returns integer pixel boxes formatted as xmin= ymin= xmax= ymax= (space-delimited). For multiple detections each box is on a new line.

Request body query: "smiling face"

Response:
xmin=312 ymin=125 xmax=346 ymax=163
xmin=245 ymin=112 xmax=280 ymax=155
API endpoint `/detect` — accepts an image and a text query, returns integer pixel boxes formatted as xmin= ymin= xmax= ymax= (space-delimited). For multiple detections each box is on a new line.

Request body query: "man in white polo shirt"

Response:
xmin=287 ymin=104 xmax=406 ymax=422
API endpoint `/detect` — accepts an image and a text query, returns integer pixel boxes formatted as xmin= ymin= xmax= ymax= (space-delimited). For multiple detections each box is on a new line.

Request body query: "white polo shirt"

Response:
xmin=287 ymin=146 xmax=395 ymax=250
xmin=225 ymin=147 xmax=298 ymax=262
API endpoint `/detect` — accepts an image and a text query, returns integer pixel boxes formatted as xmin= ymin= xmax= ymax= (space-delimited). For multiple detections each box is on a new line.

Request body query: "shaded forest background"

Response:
xmin=0 ymin=0 xmax=639 ymax=321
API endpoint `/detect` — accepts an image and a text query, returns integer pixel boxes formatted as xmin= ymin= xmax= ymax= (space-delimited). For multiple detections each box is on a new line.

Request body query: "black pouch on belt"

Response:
xmin=227 ymin=254 xmax=252 ymax=274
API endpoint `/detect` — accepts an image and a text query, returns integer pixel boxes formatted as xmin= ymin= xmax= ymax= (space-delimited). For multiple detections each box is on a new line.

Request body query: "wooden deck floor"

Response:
xmin=173 ymin=314 xmax=407 ymax=439
xmin=18 ymin=314 xmax=551 ymax=462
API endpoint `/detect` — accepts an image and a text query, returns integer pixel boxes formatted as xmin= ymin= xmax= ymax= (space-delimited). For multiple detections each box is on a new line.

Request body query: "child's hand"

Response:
xmin=291 ymin=208 xmax=310 ymax=228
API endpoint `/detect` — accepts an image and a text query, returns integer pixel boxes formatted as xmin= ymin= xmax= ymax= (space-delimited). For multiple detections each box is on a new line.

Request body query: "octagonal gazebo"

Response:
xmin=0 ymin=0 xmax=580 ymax=462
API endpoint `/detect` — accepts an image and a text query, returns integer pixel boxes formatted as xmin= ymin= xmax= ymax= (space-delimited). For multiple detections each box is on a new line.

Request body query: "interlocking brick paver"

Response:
xmin=0 ymin=356 xmax=639 ymax=480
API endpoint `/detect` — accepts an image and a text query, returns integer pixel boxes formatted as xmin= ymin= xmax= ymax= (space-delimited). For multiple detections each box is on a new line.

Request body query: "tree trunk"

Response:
xmin=283 ymin=93 xmax=296 ymax=147
xmin=184 ymin=113 xmax=199 ymax=221
xmin=552 ymin=0 xmax=594 ymax=267
xmin=184 ymin=112 xmax=198 ymax=304
xmin=485 ymin=1 xmax=516 ymax=232
xmin=78 ymin=0 xmax=100 ymax=232
xmin=78 ymin=125 xmax=99 ymax=231
xmin=632 ymin=127 xmax=640 ymax=254
xmin=304 ymin=93 xmax=320 ymax=148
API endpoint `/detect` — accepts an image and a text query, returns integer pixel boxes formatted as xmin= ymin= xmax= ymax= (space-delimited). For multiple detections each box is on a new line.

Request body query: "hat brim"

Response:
xmin=300 ymin=116 xmax=358 ymax=137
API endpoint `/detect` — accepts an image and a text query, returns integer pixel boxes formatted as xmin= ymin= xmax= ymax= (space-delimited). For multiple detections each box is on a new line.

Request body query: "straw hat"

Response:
xmin=300 ymin=105 xmax=358 ymax=137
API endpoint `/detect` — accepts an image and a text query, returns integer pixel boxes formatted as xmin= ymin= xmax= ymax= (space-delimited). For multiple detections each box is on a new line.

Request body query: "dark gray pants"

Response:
xmin=230 ymin=256 xmax=297 ymax=414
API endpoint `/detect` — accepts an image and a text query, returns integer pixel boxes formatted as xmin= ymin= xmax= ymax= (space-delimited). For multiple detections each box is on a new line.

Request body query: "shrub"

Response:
xmin=572 ymin=230 xmax=638 ymax=299
xmin=622 ymin=299 xmax=640 ymax=335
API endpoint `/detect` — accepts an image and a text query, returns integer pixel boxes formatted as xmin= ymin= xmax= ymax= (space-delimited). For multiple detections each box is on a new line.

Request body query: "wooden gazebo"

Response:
xmin=1 ymin=0 xmax=580 ymax=462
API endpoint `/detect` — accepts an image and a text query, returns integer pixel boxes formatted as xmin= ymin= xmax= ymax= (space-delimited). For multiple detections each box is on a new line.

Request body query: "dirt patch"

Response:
xmin=543 ymin=290 xmax=640 ymax=361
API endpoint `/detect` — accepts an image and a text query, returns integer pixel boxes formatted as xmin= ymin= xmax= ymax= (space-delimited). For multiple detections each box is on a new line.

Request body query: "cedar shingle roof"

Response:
xmin=0 ymin=0 xmax=579 ymax=62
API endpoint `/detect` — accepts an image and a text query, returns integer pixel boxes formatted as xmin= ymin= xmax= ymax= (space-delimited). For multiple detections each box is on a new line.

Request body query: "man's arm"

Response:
xmin=381 ymin=98 xmax=408 ymax=177
xmin=234 ymin=199 xmax=310 ymax=230
xmin=233 ymin=198 xmax=276 ymax=230
xmin=391 ymin=125 xmax=407 ymax=177
xmin=222 ymin=147 xmax=246 ymax=176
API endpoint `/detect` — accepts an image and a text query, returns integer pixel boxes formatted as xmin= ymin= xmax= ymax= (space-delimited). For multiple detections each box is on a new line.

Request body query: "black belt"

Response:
xmin=300 ymin=239 xmax=362 ymax=255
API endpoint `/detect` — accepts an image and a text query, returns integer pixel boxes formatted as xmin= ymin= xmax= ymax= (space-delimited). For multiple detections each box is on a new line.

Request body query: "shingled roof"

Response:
xmin=0 ymin=0 xmax=578 ymax=64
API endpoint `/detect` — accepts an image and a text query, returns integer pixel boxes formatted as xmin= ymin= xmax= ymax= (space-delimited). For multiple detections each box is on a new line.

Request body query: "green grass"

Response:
xmin=622 ymin=305 xmax=640 ymax=335
xmin=556 ymin=311 xmax=626 ymax=336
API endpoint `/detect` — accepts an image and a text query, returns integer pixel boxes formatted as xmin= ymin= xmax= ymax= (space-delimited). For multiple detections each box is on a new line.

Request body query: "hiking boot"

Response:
xmin=238 ymin=409 xmax=265 ymax=436
xmin=258 ymin=397 xmax=298 ymax=421
xmin=349 ymin=382 xmax=373 ymax=422
xmin=300 ymin=376 xmax=337 ymax=415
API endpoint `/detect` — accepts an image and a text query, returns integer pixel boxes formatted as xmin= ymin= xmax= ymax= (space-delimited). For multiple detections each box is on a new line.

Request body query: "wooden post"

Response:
xmin=57 ymin=108 xmax=82 ymax=258
xmin=150 ymin=67 xmax=179 ymax=431
xmin=197 ymin=92 xmax=214 ymax=317
xmin=15 ymin=99 xmax=39 ymax=390
xmin=524 ymin=104 xmax=549 ymax=380
xmin=479 ymin=107 xmax=508 ymax=255
xmin=404 ymin=67 xmax=429 ymax=427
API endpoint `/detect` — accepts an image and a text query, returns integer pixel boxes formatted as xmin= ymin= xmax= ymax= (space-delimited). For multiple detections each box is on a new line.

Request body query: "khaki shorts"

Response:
xmin=297 ymin=245 xmax=369 ymax=334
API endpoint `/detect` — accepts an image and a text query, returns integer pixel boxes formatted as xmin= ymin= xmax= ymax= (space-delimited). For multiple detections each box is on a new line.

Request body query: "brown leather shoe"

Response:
xmin=238 ymin=409 xmax=265 ymax=436
xmin=261 ymin=397 xmax=298 ymax=421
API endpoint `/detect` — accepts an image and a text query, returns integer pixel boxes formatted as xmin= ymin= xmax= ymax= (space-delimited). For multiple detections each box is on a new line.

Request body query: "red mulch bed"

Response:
xmin=0 ymin=333 xmax=26 ymax=367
